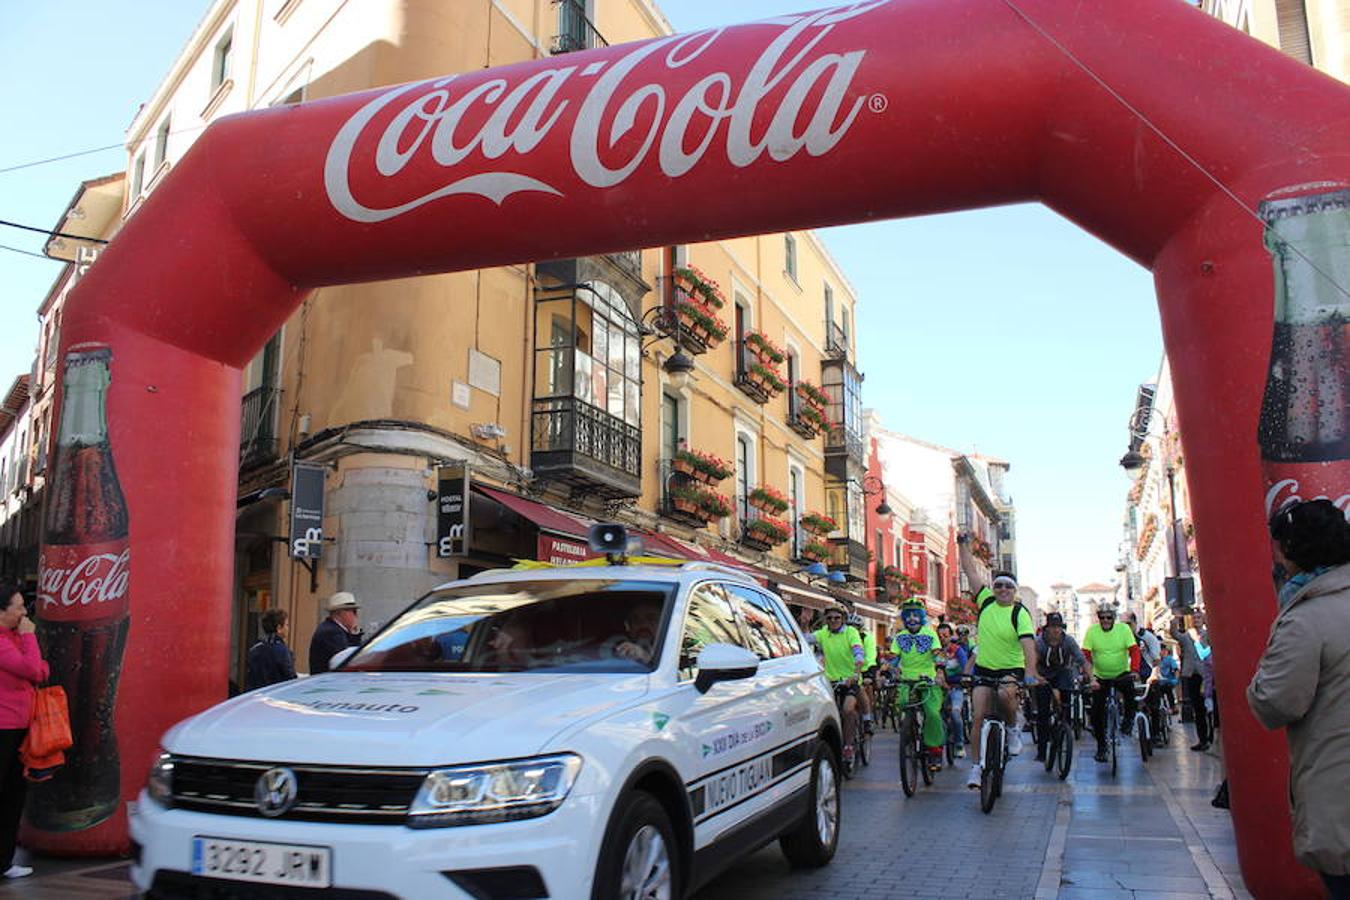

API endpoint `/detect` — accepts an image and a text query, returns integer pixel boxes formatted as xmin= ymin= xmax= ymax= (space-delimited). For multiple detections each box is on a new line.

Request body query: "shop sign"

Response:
xmin=437 ymin=464 xmax=471 ymax=557
xmin=289 ymin=462 xmax=327 ymax=559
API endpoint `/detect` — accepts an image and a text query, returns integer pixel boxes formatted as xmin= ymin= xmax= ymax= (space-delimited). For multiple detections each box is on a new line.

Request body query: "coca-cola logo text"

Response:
xmin=324 ymin=2 xmax=888 ymax=222
xmin=1264 ymin=478 xmax=1350 ymax=520
xmin=38 ymin=549 xmax=130 ymax=613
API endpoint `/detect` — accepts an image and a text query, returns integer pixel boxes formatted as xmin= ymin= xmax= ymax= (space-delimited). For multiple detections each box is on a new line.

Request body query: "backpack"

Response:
xmin=979 ymin=596 xmax=1030 ymax=634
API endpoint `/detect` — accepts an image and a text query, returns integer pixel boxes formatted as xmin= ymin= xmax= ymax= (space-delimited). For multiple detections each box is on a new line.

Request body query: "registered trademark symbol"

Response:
xmin=868 ymin=93 xmax=888 ymax=113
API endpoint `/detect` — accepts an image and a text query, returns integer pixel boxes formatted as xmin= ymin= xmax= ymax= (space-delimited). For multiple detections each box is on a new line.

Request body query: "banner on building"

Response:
xmin=437 ymin=464 xmax=471 ymax=557
xmin=289 ymin=462 xmax=327 ymax=559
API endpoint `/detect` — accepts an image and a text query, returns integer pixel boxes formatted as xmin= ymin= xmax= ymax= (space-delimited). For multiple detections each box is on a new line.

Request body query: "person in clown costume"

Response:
xmin=891 ymin=599 xmax=947 ymax=772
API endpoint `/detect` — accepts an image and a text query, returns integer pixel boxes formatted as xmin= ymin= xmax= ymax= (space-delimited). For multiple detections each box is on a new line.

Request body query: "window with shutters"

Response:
xmin=1275 ymin=0 xmax=1313 ymax=65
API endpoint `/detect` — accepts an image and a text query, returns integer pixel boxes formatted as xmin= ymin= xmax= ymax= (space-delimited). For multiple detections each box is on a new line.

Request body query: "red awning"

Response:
xmin=474 ymin=485 xmax=593 ymax=537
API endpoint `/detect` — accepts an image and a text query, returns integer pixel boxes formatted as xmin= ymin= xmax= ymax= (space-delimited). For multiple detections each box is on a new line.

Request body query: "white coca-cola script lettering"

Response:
xmin=1264 ymin=478 xmax=1350 ymax=520
xmin=324 ymin=2 xmax=887 ymax=222
xmin=38 ymin=549 xmax=131 ymax=611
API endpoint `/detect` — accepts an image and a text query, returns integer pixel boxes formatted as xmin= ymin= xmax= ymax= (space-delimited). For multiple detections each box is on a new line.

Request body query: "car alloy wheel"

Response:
xmin=620 ymin=824 xmax=672 ymax=900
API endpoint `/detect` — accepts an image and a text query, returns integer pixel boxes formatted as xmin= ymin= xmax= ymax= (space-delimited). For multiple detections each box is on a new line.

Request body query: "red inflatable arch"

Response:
xmin=31 ymin=1 xmax=1350 ymax=894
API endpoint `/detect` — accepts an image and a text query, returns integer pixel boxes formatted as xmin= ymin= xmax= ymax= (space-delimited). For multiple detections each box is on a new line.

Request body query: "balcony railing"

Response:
xmin=787 ymin=388 xmax=824 ymax=440
xmin=824 ymin=423 xmax=865 ymax=466
xmin=825 ymin=320 xmax=849 ymax=359
xmin=551 ymin=0 xmax=608 ymax=54
xmin=240 ymin=385 xmax=281 ymax=468
xmin=531 ymin=396 xmax=640 ymax=498
xmin=734 ymin=341 xmax=778 ymax=404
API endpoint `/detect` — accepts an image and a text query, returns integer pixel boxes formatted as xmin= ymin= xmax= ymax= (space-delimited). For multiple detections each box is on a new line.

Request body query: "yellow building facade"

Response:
xmin=109 ymin=0 xmax=870 ymax=682
xmin=1202 ymin=0 xmax=1347 ymax=80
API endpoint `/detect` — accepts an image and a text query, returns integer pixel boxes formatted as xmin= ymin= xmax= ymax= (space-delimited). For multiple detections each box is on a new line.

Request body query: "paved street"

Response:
xmin=0 ymin=724 xmax=1249 ymax=900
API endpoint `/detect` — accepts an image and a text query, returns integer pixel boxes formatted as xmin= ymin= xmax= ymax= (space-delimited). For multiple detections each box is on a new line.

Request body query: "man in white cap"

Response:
xmin=308 ymin=591 xmax=362 ymax=673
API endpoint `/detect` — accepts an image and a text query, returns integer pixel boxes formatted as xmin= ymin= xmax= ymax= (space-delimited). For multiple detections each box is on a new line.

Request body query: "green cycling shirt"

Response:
xmin=863 ymin=630 xmax=878 ymax=668
xmin=814 ymin=625 xmax=864 ymax=681
xmin=891 ymin=625 xmax=940 ymax=679
xmin=974 ymin=594 xmax=1034 ymax=670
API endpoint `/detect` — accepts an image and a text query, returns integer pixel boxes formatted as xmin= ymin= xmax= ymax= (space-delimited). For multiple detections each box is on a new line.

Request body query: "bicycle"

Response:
xmin=896 ymin=677 xmax=940 ymax=797
xmin=1155 ymin=688 xmax=1175 ymax=747
xmin=1133 ymin=683 xmax=1153 ymax=763
xmin=943 ymin=686 xmax=963 ymax=765
xmin=876 ymin=676 xmax=899 ymax=733
xmin=832 ymin=680 xmax=866 ymax=778
xmin=1094 ymin=676 xmax=1134 ymax=778
xmin=966 ymin=674 xmax=1023 ymax=814
xmin=961 ymin=688 xmax=974 ymax=745
xmin=1069 ymin=684 xmax=1087 ymax=741
xmin=1040 ymin=684 xmax=1076 ymax=781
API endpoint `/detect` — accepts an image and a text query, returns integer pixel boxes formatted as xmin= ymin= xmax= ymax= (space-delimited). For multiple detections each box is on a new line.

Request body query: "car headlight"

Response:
xmin=407 ymin=754 xmax=582 ymax=828
xmin=146 ymin=751 xmax=174 ymax=807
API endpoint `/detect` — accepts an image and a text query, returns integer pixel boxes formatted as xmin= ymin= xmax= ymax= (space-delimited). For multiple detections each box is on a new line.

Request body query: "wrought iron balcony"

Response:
xmin=787 ymin=388 xmax=824 ymax=440
xmin=651 ymin=276 xmax=724 ymax=355
xmin=240 ymin=385 xmax=281 ymax=469
xmin=825 ymin=320 xmax=850 ymax=359
xmin=551 ymin=0 xmax=608 ymax=54
xmin=734 ymin=342 xmax=780 ymax=405
xmin=531 ymin=396 xmax=640 ymax=499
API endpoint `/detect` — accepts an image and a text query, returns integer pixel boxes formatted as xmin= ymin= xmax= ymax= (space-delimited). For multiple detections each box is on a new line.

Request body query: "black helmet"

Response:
xmin=1044 ymin=612 xmax=1065 ymax=628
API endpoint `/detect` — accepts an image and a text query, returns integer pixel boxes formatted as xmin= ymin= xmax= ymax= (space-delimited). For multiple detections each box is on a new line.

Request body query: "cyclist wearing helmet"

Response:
xmin=965 ymin=572 xmax=1040 ymax=789
xmin=813 ymin=607 xmax=866 ymax=767
xmin=891 ymin=600 xmax=946 ymax=771
xmin=1034 ymin=612 xmax=1087 ymax=760
xmin=851 ymin=613 xmax=878 ymax=733
xmin=1082 ymin=602 xmax=1140 ymax=762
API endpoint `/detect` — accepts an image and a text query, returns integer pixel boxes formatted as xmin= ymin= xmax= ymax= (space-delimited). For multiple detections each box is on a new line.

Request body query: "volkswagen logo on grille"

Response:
xmin=254 ymin=767 xmax=298 ymax=817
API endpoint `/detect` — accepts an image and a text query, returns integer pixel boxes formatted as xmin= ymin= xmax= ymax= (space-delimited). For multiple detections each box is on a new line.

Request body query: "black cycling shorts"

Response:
xmin=863 ymin=665 xmax=880 ymax=681
xmin=973 ymin=665 xmax=1025 ymax=684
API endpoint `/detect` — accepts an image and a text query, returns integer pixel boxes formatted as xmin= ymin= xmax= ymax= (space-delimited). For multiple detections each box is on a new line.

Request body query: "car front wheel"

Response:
xmin=779 ymin=740 xmax=840 ymax=868
xmin=592 ymin=791 xmax=680 ymax=900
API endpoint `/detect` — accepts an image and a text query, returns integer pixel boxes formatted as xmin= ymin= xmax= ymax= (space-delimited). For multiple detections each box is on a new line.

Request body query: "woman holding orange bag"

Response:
xmin=0 ymin=581 xmax=47 ymax=880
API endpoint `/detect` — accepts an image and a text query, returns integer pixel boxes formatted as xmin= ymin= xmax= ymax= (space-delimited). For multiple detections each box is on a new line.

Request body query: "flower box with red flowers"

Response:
xmin=799 ymin=512 xmax=837 ymax=536
xmin=744 ymin=516 xmax=791 ymax=546
xmin=748 ymin=485 xmax=789 ymax=515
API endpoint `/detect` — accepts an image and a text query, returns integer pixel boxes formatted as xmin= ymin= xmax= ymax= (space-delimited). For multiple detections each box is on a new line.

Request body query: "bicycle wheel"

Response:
xmin=858 ymin=723 xmax=871 ymax=767
xmin=920 ymin=716 xmax=935 ymax=787
xmin=1107 ymin=704 xmax=1119 ymax=778
xmin=980 ymin=724 xmax=1002 ymax=814
xmin=899 ymin=715 xmax=919 ymax=797
xmin=1072 ymin=696 xmax=1084 ymax=741
xmin=1056 ymin=722 xmax=1074 ymax=780
xmin=1138 ymin=714 xmax=1151 ymax=762
xmin=1043 ymin=727 xmax=1057 ymax=773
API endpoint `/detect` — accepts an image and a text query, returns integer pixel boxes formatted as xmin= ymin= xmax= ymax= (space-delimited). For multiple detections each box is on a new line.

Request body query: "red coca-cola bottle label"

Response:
xmin=1263 ymin=464 xmax=1350 ymax=521
xmin=37 ymin=541 xmax=130 ymax=622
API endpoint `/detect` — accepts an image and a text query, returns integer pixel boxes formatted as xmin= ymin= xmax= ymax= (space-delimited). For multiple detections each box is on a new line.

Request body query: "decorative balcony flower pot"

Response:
xmin=748 ymin=486 xmax=789 ymax=515
xmin=800 ymin=512 xmax=837 ymax=536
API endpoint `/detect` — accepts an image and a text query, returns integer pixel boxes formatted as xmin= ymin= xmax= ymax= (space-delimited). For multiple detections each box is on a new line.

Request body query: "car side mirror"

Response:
xmin=329 ymin=647 xmax=358 ymax=670
xmin=693 ymin=643 xmax=759 ymax=694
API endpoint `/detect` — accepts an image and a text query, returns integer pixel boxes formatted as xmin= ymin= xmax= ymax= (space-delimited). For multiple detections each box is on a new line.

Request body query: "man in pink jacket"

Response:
xmin=0 ymin=581 xmax=49 ymax=879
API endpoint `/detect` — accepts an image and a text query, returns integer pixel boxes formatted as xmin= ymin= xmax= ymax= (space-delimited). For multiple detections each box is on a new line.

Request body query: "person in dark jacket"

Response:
xmin=1032 ymin=612 xmax=1087 ymax=761
xmin=246 ymin=608 xmax=297 ymax=690
xmin=308 ymin=591 xmax=362 ymax=674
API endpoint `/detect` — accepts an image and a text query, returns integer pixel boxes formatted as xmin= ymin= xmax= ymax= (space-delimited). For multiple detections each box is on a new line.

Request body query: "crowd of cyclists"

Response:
xmin=808 ymin=570 xmax=1197 ymax=792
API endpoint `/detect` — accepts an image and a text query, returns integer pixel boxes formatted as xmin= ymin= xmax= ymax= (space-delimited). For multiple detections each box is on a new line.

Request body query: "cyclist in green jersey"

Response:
xmin=891 ymin=599 xmax=946 ymax=771
xmin=853 ymin=613 xmax=879 ymax=734
xmin=965 ymin=572 xmax=1041 ymax=789
xmin=813 ymin=607 xmax=866 ymax=765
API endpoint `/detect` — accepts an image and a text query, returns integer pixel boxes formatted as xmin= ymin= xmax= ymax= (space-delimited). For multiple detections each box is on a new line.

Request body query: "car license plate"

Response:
xmin=191 ymin=836 xmax=331 ymax=888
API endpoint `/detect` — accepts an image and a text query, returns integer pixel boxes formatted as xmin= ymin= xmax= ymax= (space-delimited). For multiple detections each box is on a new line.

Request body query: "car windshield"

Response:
xmin=343 ymin=578 xmax=676 ymax=674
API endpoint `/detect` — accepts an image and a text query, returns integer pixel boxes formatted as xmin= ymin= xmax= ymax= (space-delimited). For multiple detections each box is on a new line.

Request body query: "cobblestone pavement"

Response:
xmin=0 ymin=723 xmax=1250 ymax=899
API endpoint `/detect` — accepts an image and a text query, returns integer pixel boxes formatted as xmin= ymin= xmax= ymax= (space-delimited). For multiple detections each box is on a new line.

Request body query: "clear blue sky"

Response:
xmin=0 ymin=1 xmax=1163 ymax=595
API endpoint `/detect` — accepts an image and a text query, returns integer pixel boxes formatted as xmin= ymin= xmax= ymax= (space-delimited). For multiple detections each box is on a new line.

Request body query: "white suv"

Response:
xmin=131 ymin=558 xmax=843 ymax=899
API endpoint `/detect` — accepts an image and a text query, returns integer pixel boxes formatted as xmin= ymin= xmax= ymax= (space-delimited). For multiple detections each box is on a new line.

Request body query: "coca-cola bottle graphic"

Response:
xmin=1257 ymin=185 xmax=1350 ymax=528
xmin=30 ymin=344 xmax=130 ymax=832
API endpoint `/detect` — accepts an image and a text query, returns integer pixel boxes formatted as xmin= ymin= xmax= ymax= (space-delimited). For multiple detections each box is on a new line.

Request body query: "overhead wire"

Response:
xmin=0 ymin=218 xmax=108 ymax=245
xmin=1001 ymin=0 xmax=1350 ymax=302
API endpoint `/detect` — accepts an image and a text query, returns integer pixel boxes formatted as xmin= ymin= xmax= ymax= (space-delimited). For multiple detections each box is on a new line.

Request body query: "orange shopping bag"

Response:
xmin=25 ymin=686 xmax=73 ymax=757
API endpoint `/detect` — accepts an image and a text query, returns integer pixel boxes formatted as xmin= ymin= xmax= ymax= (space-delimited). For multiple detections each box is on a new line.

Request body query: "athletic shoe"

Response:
xmin=4 ymin=866 xmax=32 ymax=879
xmin=1008 ymin=729 xmax=1023 ymax=755
xmin=1190 ymin=741 xmax=1210 ymax=752
xmin=966 ymin=764 xmax=981 ymax=789
xmin=955 ymin=746 xmax=966 ymax=759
